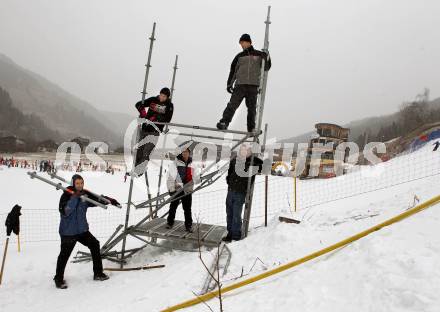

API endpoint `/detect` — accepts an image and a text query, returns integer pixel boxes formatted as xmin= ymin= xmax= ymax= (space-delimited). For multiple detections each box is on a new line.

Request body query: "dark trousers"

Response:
xmin=55 ymin=231 xmax=103 ymax=280
xmin=226 ymin=190 xmax=246 ymax=240
xmin=134 ymin=129 xmax=159 ymax=173
xmin=167 ymin=192 xmax=193 ymax=229
xmin=221 ymin=84 xmax=258 ymax=132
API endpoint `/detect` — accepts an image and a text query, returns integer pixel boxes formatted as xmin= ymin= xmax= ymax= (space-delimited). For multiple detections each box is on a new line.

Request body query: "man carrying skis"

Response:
xmin=223 ymin=145 xmax=263 ymax=242
xmin=54 ymin=174 xmax=120 ymax=289
xmin=217 ymin=34 xmax=271 ymax=133
xmin=134 ymin=87 xmax=174 ymax=177
xmin=166 ymin=147 xmax=199 ymax=232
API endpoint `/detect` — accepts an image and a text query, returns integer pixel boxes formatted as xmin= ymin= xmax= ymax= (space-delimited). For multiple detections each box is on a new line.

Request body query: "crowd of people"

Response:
xmin=0 ymin=157 xmax=47 ymax=171
xmin=59 ymin=161 xmax=119 ymax=174
xmin=0 ymin=156 xmax=122 ymax=174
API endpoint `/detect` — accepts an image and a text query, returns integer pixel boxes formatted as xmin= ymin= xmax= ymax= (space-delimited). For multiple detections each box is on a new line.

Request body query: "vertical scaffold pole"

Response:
xmin=143 ymin=23 xmax=158 ymax=219
xmin=263 ymin=123 xmax=269 ymax=227
xmin=265 ymin=175 xmax=268 ymax=227
xmin=293 ymin=175 xmax=297 ymax=213
xmin=155 ymin=55 xmax=178 ymax=217
xmin=242 ymin=7 xmax=271 ymax=238
xmin=170 ymin=55 xmax=179 ymax=100
xmin=120 ymin=22 xmax=157 ymax=268
xmin=256 ymin=6 xmax=271 ymax=133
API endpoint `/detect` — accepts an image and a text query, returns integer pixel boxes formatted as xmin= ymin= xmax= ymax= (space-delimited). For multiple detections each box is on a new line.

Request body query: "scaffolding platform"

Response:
xmin=130 ymin=218 xmax=227 ymax=247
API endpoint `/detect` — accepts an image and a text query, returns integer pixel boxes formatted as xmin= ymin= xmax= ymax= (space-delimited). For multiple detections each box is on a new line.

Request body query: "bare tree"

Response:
xmin=195 ymin=217 xmax=224 ymax=312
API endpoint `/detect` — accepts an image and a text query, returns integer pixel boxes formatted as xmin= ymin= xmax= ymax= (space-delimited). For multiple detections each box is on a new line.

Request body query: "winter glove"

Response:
xmin=138 ymin=108 xmax=148 ymax=118
xmin=264 ymin=50 xmax=270 ymax=59
xmin=176 ymin=181 xmax=184 ymax=189
xmin=103 ymin=195 xmax=121 ymax=207
xmin=227 ymin=85 xmax=234 ymax=94
xmin=183 ymin=181 xmax=194 ymax=194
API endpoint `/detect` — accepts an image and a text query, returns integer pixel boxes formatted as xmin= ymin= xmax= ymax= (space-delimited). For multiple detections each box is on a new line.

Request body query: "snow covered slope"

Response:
xmin=0 ymin=143 xmax=439 ymax=311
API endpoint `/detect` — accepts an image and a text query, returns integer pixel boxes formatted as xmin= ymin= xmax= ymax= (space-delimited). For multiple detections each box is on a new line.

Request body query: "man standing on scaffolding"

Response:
xmin=223 ymin=144 xmax=263 ymax=242
xmin=134 ymin=87 xmax=174 ymax=177
xmin=217 ymin=34 xmax=271 ymax=133
xmin=166 ymin=147 xmax=199 ymax=232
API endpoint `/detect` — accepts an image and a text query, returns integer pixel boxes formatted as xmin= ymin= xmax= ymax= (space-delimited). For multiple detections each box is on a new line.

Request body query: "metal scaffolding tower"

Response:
xmin=76 ymin=6 xmax=272 ymax=266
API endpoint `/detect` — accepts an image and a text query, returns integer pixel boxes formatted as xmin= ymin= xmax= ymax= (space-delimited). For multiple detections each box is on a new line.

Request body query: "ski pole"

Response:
xmin=17 ymin=235 xmax=20 ymax=253
xmin=27 ymin=171 xmax=108 ymax=209
xmin=0 ymin=236 xmax=10 ymax=285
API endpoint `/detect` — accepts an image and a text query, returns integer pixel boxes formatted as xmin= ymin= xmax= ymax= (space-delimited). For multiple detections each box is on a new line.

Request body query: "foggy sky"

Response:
xmin=1 ymin=0 xmax=440 ymax=140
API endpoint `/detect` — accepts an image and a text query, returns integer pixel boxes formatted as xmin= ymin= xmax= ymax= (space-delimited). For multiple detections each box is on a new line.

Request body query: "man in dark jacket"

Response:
xmin=134 ymin=87 xmax=174 ymax=176
xmin=166 ymin=148 xmax=198 ymax=232
xmin=223 ymin=145 xmax=263 ymax=242
xmin=217 ymin=34 xmax=271 ymax=133
xmin=54 ymin=174 xmax=119 ymax=289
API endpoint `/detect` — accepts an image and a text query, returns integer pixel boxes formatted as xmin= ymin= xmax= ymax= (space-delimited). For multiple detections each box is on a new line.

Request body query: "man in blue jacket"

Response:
xmin=54 ymin=174 xmax=119 ymax=289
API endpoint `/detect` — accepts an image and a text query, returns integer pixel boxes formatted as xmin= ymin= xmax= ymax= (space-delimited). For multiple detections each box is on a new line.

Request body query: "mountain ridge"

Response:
xmin=0 ymin=53 xmax=134 ymax=148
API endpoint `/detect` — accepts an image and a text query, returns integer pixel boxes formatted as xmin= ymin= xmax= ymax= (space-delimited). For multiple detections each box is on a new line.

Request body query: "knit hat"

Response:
xmin=160 ymin=87 xmax=171 ymax=98
xmin=239 ymin=34 xmax=252 ymax=43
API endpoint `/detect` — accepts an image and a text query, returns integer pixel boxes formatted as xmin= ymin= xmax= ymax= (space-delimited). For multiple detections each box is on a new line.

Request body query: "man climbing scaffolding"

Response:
xmin=217 ymin=34 xmax=271 ymax=133
xmin=134 ymin=87 xmax=174 ymax=177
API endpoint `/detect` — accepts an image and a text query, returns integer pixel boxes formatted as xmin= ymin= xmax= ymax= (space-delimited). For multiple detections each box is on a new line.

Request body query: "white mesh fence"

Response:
xmin=2 ymin=144 xmax=439 ymax=245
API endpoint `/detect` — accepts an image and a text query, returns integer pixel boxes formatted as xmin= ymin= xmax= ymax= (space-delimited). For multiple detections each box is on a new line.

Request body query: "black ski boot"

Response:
xmin=186 ymin=225 xmax=193 ymax=233
xmin=166 ymin=223 xmax=173 ymax=229
xmin=222 ymin=233 xmax=232 ymax=243
xmin=93 ymin=272 xmax=109 ymax=281
xmin=216 ymin=121 xmax=228 ymax=130
xmin=53 ymin=277 xmax=68 ymax=289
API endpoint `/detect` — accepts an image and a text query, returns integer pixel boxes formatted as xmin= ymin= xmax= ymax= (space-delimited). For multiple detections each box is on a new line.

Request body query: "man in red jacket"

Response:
xmin=166 ymin=148 xmax=196 ymax=232
xmin=134 ymin=87 xmax=174 ymax=176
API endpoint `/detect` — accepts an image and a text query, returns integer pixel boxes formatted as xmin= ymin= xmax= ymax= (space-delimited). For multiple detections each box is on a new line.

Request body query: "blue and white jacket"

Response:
xmin=58 ymin=186 xmax=104 ymax=236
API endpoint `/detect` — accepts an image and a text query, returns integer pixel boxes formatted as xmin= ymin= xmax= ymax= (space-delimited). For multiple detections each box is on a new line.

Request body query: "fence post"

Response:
xmin=265 ymin=175 xmax=268 ymax=227
xmin=294 ymin=176 xmax=297 ymax=213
